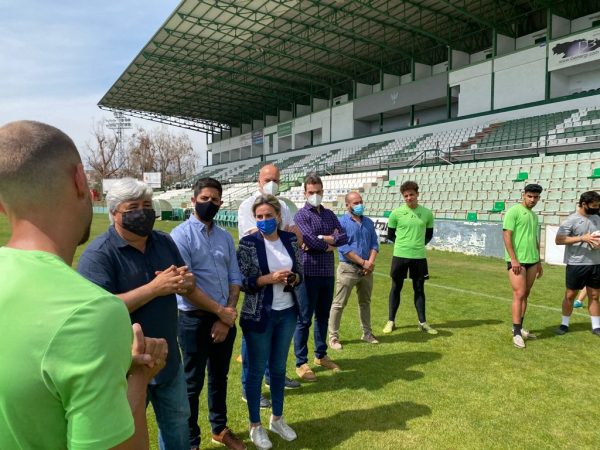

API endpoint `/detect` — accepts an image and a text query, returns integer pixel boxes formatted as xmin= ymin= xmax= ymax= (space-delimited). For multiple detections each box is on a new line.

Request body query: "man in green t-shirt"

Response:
xmin=502 ymin=183 xmax=543 ymax=349
xmin=383 ymin=181 xmax=437 ymax=335
xmin=0 ymin=121 xmax=167 ymax=449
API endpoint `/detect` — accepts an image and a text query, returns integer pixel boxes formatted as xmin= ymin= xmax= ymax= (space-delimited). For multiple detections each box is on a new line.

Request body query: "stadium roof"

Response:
xmin=99 ymin=0 xmax=597 ymax=133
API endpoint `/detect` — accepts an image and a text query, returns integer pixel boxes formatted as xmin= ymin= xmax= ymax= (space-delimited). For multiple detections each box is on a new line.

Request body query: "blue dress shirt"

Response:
xmin=170 ymin=214 xmax=242 ymax=311
xmin=337 ymin=213 xmax=379 ymax=263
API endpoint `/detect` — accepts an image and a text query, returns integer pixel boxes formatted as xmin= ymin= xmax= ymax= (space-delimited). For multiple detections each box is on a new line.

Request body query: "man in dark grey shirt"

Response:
xmin=555 ymin=191 xmax=600 ymax=336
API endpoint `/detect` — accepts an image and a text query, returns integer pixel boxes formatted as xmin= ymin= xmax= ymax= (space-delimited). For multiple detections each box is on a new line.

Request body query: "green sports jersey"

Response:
xmin=388 ymin=204 xmax=434 ymax=259
xmin=502 ymin=204 xmax=540 ymax=263
xmin=0 ymin=247 xmax=134 ymax=450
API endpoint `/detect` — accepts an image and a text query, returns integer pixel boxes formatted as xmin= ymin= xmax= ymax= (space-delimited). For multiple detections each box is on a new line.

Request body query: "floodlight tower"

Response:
xmin=105 ymin=111 xmax=132 ymax=156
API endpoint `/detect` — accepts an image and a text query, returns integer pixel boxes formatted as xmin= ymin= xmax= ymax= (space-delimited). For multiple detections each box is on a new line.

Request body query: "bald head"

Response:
xmin=0 ymin=121 xmax=81 ymax=207
xmin=258 ymin=164 xmax=280 ymax=185
xmin=345 ymin=191 xmax=362 ymax=205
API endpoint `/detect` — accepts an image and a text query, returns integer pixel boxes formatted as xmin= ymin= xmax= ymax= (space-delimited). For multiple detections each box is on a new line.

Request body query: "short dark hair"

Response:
xmin=579 ymin=190 xmax=600 ymax=206
xmin=400 ymin=181 xmax=419 ymax=194
xmin=304 ymin=173 xmax=323 ymax=191
xmin=193 ymin=177 xmax=222 ymax=198
xmin=524 ymin=183 xmax=543 ymax=194
xmin=0 ymin=120 xmax=81 ymax=205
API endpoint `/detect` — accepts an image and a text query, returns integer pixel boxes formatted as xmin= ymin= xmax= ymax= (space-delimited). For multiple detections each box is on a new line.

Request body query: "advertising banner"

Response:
xmin=277 ymin=122 xmax=292 ymax=137
xmin=252 ymin=130 xmax=264 ymax=145
xmin=143 ymin=172 xmax=162 ymax=188
xmin=548 ymin=28 xmax=600 ymax=71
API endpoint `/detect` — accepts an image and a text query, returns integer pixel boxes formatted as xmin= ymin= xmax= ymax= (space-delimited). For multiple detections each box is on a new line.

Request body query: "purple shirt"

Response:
xmin=294 ymin=203 xmax=348 ymax=277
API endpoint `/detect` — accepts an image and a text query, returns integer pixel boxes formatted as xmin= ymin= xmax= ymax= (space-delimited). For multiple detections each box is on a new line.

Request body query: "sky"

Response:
xmin=0 ymin=0 xmax=208 ymax=166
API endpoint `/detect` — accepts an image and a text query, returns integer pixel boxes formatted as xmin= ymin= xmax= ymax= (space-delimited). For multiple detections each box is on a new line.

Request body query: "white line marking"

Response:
xmin=372 ymin=271 xmax=589 ymax=317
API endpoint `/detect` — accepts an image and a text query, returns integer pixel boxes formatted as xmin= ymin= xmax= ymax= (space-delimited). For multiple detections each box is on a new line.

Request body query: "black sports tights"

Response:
xmin=388 ymin=277 xmax=426 ymax=323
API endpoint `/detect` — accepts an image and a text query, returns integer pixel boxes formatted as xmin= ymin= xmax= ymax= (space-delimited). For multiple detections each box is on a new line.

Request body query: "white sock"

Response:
xmin=561 ymin=315 xmax=570 ymax=327
xmin=591 ymin=316 xmax=600 ymax=329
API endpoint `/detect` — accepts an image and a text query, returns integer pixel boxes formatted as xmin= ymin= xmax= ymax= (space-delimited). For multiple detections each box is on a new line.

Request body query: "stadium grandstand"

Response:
xmin=99 ymin=0 xmax=600 ymax=263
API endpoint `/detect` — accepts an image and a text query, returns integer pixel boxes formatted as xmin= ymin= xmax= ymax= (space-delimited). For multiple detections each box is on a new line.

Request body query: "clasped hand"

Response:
xmin=152 ymin=265 xmax=195 ymax=296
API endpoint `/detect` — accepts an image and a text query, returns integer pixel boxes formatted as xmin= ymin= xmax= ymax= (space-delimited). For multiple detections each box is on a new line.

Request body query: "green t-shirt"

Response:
xmin=0 ymin=247 xmax=134 ymax=450
xmin=502 ymin=204 xmax=540 ymax=263
xmin=388 ymin=204 xmax=434 ymax=259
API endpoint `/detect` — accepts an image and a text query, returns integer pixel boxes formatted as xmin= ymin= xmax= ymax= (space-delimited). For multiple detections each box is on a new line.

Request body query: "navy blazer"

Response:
xmin=237 ymin=230 xmax=302 ymax=332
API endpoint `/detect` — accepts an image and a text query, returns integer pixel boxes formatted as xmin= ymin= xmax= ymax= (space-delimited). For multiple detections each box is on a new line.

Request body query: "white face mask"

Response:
xmin=307 ymin=193 xmax=322 ymax=207
xmin=262 ymin=180 xmax=279 ymax=196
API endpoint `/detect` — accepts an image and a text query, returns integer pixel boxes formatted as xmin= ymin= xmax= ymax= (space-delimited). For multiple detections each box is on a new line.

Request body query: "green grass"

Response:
xmin=1 ymin=214 xmax=599 ymax=449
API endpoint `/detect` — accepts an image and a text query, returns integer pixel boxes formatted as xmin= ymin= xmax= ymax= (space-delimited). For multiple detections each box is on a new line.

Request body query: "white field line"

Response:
xmin=372 ymin=271 xmax=589 ymax=317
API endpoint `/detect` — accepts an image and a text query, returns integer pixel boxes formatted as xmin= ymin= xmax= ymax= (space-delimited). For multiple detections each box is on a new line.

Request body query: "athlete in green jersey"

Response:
xmin=0 ymin=121 xmax=167 ymax=449
xmin=383 ymin=181 xmax=437 ymax=335
xmin=502 ymin=183 xmax=543 ymax=349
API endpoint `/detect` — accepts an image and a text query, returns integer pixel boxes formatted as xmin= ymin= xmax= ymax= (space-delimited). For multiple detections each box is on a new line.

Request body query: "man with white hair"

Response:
xmin=237 ymin=164 xmax=301 ymax=401
xmin=78 ymin=178 xmax=237 ymax=450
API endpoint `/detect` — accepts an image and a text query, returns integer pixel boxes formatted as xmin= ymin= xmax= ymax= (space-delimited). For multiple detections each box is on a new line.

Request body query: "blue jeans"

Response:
xmin=241 ymin=335 xmax=270 ymax=393
xmin=244 ymin=307 xmax=297 ymax=423
xmin=294 ymin=275 xmax=335 ymax=366
xmin=147 ymin=363 xmax=190 ymax=450
xmin=178 ymin=311 xmax=237 ymax=448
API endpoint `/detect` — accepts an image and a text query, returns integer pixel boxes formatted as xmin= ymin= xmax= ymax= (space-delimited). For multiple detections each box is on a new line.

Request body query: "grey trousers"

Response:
xmin=328 ymin=262 xmax=374 ymax=340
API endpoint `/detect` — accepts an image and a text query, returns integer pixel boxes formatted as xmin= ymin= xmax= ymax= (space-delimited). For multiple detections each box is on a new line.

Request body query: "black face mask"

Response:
xmin=584 ymin=207 xmax=600 ymax=216
xmin=121 ymin=208 xmax=156 ymax=237
xmin=195 ymin=201 xmax=219 ymax=222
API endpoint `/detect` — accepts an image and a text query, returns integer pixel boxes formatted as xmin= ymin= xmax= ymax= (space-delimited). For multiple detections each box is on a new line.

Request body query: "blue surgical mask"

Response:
xmin=257 ymin=218 xmax=278 ymax=235
xmin=352 ymin=204 xmax=364 ymax=216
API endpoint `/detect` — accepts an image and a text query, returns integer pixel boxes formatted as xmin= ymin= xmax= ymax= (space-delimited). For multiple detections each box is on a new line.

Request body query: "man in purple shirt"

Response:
xmin=293 ymin=173 xmax=348 ymax=381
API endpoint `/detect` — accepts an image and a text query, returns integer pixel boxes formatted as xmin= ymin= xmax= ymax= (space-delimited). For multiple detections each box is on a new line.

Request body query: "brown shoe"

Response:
xmin=211 ymin=427 xmax=247 ymax=450
xmin=314 ymin=356 xmax=340 ymax=372
xmin=295 ymin=363 xmax=317 ymax=382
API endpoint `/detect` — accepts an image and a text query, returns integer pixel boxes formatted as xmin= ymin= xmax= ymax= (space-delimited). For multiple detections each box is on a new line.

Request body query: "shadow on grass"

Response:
xmin=287 ymin=351 xmax=442 ymax=396
xmin=534 ymin=321 xmax=591 ymax=340
xmin=288 ymin=401 xmax=432 ymax=449
xmin=374 ymin=318 xmax=502 ymax=344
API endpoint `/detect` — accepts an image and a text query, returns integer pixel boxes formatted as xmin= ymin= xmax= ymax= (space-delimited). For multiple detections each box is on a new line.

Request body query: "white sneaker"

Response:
xmin=269 ymin=416 xmax=297 ymax=441
xmin=513 ymin=334 xmax=526 ymax=349
xmin=250 ymin=425 xmax=272 ymax=450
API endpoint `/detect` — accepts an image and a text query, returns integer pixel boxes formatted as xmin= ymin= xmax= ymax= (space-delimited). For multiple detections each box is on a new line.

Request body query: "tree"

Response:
xmin=86 ymin=119 xmax=126 ymax=180
xmin=86 ymin=119 xmax=199 ymax=189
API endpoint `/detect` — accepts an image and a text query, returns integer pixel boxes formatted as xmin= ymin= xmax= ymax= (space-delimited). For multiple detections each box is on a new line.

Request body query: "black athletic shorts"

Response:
xmin=390 ymin=256 xmax=429 ymax=281
xmin=506 ymin=261 xmax=539 ymax=271
xmin=565 ymin=264 xmax=600 ymax=290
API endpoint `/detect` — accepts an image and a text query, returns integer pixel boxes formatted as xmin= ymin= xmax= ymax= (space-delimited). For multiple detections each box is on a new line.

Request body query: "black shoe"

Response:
xmin=556 ymin=325 xmax=569 ymax=335
xmin=265 ymin=376 xmax=301 ymax=390
xmin=241 ymin=392 xmax=272 ymax=408
xmin=591 ymin=328 xmax=600 ymax=337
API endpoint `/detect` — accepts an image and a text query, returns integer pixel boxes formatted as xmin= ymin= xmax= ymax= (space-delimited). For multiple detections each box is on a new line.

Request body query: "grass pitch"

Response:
xmin=1 ymin=214 xmax=598 ymax=449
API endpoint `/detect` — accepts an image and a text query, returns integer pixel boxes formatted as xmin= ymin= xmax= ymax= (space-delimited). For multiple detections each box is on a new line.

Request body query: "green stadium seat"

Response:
xmin=488 ymin=201 xmax=505 ymax=213
xmin=588 ymin=168 xmax=600 ymax=179
xmin=383 ymin=210 xmax=392 ymax=218
xmin=466 ymin=212 xmax=477 ymax=222
xmin=513 ymin=172 xmax=528 ymax=182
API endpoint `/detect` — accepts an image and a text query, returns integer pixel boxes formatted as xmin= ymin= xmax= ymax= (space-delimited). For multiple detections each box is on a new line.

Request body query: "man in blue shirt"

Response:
xmin=328 ymin=192 xmax=380 ymax=350
xmin=171 ymin=177 xmax=245 ymax=450
xmin=78 ymin=178 xmax=236 ymax=450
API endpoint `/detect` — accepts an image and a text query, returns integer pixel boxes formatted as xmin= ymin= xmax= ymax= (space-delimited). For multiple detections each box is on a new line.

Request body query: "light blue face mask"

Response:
xmin=257 ymin=217 xmax=278 ymax=235
xmin=351 ymin=204 xmax=364 ymax=216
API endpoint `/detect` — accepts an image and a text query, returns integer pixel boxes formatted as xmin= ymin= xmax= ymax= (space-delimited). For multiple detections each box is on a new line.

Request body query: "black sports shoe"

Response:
xmin=242 ymin=391 xmax=271 ymax=408
xmin=265 ymin=376 xmax=301 ymax=390
xmin=556 ymin=325 xmax=569 ymax=335
xmin=591 ymin=328 xmax=600 ymax=337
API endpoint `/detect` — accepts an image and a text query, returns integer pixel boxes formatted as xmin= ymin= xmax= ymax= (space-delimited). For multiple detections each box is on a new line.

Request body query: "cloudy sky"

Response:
xmin=0 ymin=0 xmax=208 ymax=165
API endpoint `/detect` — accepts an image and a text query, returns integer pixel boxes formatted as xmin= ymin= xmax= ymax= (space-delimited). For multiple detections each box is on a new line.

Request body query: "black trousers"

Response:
xmin=178 ymin=311 xmax=237 ymax=448
xmin=388 ymin=256 xmax=428 ymax=323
